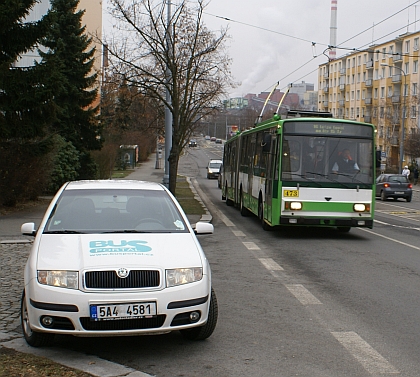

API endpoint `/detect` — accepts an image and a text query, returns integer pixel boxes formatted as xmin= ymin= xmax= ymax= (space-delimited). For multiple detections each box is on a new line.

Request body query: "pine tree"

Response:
xmin=39 ymin=0 xmax=102 ymax=178
xmin=0 ymin=1 xmax=56 ymax=206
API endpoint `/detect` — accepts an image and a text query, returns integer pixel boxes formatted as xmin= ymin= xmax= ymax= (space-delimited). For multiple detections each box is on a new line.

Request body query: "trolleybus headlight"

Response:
xmin=290 ymin=202 xmax=302 ymax=210
xmin=353 ymin=203 xmax=366 ymax=212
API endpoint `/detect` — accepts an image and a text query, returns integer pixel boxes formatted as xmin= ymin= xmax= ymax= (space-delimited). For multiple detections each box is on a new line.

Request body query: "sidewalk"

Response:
xmin=0 ymin=152 xmax=210 ymax=377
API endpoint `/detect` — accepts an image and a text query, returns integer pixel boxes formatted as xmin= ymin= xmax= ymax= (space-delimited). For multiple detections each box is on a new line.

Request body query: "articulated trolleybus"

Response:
xmin=221 ymin=111 xmax=375 ymax=232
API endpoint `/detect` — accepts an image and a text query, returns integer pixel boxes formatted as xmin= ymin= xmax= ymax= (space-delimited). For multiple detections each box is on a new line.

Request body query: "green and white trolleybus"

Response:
xmin=221 ymin=111 xmax=376 ymax=232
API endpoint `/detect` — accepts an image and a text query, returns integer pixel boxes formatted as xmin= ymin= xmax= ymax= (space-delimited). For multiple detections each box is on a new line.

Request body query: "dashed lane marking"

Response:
xmin=331 ymin=332 xmax=399 ymax=374
xmin=259 ymin=258 xmax=284 ymax=271
xmin=242 ymin=241 xmax=260 ymax=250
xmin=232 ymin=230 xmax=246 ymax=237
xmin=284 ymin=284 xmax=322 ymax=305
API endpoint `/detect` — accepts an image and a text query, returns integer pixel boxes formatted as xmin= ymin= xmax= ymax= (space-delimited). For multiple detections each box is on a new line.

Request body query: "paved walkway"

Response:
xmin=0 ymin=151 xmax=208 ymax=377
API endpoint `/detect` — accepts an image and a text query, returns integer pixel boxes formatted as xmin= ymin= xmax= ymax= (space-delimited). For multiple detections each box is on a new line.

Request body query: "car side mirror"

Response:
xmin=21 ymin=222 xmax=36 ymax=237
xmin=194 ymin=222 xmax=214 ymax=235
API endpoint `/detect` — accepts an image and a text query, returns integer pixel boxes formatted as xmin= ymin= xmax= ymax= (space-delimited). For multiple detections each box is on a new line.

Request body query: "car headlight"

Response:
xmin=353 ymin=203 xmax=369 ymax=212
xmin=166 ymin=268 xmax=203 ymax=287
xmin=37 ymin=271 xmax=79 ymax=289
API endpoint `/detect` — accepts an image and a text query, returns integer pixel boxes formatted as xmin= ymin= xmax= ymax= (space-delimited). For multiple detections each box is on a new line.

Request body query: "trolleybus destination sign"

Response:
xmin=284 ymin=122 xmax=373 ymax=138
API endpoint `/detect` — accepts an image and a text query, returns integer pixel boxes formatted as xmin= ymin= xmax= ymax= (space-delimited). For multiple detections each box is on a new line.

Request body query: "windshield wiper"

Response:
xmin=43 ymin=230 xmax=86 ymax=234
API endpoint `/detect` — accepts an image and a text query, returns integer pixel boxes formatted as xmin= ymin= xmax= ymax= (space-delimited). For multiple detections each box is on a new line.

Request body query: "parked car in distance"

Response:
xmin=204 ymin=135 xmax=211 ymax=140
xmin=207 ymin=159 xmax=222 ymax=179
xmin=215 ymin=138 xmax=222 ymax=144
xmin=375 ymin=173 xmax=412 ymax=202
xmin=20 ymin=180 xmax=217 ymax=347
xmin=210 ymin=136 xmax=216 ymax=142
xmin=188 ymin=139 xmax=197 ymax=147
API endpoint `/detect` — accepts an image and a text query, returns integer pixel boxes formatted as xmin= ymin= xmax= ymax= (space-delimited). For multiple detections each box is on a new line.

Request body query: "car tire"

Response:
xmin=21 ymin=290 xmax=54 ymax=347
xmin=180 ymin=288 xmax=218 ymax=340
xmin=407 ymin=196 xmax=412 ymax=202
xmin=380 ymin=191 xmax=387 ymax=201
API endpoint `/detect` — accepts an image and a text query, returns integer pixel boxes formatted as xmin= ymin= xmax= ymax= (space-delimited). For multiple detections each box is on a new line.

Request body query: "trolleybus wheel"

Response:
xmin=240 ymin=190 xmax=249 ymax=216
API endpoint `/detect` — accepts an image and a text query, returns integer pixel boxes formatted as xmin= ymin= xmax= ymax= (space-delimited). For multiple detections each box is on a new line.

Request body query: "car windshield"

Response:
xmin=44 ymin=189 xmax=188 ymax=233
xmin=209 ymin=162 xmax=221 ymax=169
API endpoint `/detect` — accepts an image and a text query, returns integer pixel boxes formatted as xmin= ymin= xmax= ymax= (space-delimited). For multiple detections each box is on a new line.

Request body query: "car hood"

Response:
xmin=36 ymin=233 xmax=204 ymax=270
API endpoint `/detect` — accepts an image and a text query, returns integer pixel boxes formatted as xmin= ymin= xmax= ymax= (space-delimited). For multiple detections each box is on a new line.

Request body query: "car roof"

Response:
xmin=209 ymin=159 xmax=222 ymax=163
xmin=64 ymin=180 xmax=166 ymax=191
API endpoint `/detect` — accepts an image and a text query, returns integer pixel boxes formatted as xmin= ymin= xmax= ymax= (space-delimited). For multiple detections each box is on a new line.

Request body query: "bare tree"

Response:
xmin=106 ymin=0 xmax=234 ymax=192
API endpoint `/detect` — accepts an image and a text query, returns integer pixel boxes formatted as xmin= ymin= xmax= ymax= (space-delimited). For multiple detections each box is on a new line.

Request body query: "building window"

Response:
xmin=413 ymin=82 xmax=418 ymax=95
xmin=380 ymin=107 xmax=384 ymax=118
xmin=382 ymin=47 xmax=386 ymax=59
xmin=356 ymin=90 xmax=360 ymax=100
xmin=388 ymin=86 xmax=392 ymax=97
xmin=405 ymin=40 xmax=410 ymax=53
xmin=357 ymin=73 xmax=360 ymax=83
xmin=404 ymin=84 xmax=408 ymax=97
xmin=352 ymin=57 xmax=355 ymax=67
xmin=414 ymin=38 xmax=419 ymax=51
xmin=414 ymin=60 xmax=418 ymax=73
xmin=351 ymin=91 xmax=355 ymax=100
xmin=404 ymin=62 xmax=409 ymax=74
xmin=362 ymin=89 xmax=366 ymax=99
xmin=374 ymin=88 xmax=378 ymax=98
xmin=380 ymin=87 xmax=385 ymax=98
xmin=356 ymin=107 xmax=360 ymax=118
xmin=381 ymin=67 xmax=385 ymax=78
xmin=375 ymin=69 xmax=379 ymax=79
xmin=389 ymin=45 xmax=394 ymax=55
xmin=411 ymin=106 xmax=416 ymax=118
xmin=388 ymin=67 xmax=392 ymax=77
xmin=375 ymin=50 xmax=379 ymax=60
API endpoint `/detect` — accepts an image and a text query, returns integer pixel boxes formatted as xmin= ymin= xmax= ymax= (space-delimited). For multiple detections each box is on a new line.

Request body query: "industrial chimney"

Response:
xmin=329 ymin=0 xmax=337 ymax=60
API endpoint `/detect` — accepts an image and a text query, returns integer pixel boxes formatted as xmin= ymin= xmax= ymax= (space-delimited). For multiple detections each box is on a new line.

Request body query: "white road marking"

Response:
xmin=359 ymin=228 xmax=420 ymax=251
xmin=232 ymin=230 xmax=246 ymax=237
xmin=331 ymin=332 xmax=399 ymax=374
xmin=242 ymin=241 xmax=260 ymax=250
xmin=285 ymin=284 xmax=322 ymax=305
xmin=259 ymin=258 xmax=284 ymax=271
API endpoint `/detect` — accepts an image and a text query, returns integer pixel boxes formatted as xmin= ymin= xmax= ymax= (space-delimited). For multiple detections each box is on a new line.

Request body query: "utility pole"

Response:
xmin=163 ymin=0 xmax=173 ymax=187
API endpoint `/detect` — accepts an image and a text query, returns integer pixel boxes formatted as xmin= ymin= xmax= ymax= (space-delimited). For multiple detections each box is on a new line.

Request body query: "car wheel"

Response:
xmin=240 ymin=191 xmax=249 ymax=217
xmin=180 ymin=288 xmax=218 ymax=340
xmin=207 ymin=174 xmax=210 ymax=179
xmin=380 ymin=191 xmax=387 ymax=201
xmin=21 ymin=290 xmax=54 ymax=347
xmin=407 ymin=196 xmax=412 ymax=202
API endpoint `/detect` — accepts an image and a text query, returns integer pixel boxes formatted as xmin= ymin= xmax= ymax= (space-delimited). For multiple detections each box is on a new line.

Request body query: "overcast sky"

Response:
xmin=103 ymin=0 xmax=420 ymax=97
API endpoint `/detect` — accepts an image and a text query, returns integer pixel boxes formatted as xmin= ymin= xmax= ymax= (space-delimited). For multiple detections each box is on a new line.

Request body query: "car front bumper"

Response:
xmin=24 ymin=278 xmax=211 ymax=336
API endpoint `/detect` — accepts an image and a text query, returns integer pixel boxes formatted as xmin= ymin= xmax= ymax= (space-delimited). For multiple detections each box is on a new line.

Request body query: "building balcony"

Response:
xmin=339 ymin=100 xmax=345 ymax=106
xmin=390 ymin=136 xmax=399 ymax=145
xmin=392 ymin=74 xmax=402 ymax=83
xmin=340 ymin=68 xmax=346 ymax=75
xmin=339 ymin=84 xmax=345 ymax=91
xmin=323 ymin=86 xmax=329 ymax=93
xmin=365 ymin=60 xmax=374 ymax=69
xmin=364 ymin=115 xmax=371 ymax=123
xmin=323 ymin=72 xmax=329 ymax=78
xmin=323 ymin=101 xmax=329 ymax=107
xmin=365 ymin=79 xmax=373 ymax=87
xmin=392 ymin=95 xmax=401 ymax=103
xmin=392 ymin=54 xmax=403 ymax=62
xmin=364 ymin=97 xmax=372 ymax=105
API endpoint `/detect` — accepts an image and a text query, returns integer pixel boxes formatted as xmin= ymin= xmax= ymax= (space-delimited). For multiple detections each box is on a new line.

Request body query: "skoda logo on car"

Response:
xmin=117 ymin=268 xmax=129 ymax=278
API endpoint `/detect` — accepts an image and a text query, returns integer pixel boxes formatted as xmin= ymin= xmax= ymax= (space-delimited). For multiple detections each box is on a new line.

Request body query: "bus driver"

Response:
xmin=332 ymin=148 xmax=360 ymax=174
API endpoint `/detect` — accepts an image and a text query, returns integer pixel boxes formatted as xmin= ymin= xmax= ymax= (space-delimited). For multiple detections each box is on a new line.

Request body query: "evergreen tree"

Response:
xmin=0 ymin=1 xmax=55 ymax=206
xmin=39 ymin=0 xmax=102 ymax=179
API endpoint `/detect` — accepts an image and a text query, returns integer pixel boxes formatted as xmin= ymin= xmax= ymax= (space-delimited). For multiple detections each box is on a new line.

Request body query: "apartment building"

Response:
xmin=318 ymin=31 xmax=420 ymax=171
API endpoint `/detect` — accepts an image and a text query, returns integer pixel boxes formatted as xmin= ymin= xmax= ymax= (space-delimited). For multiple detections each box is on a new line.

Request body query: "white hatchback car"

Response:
xmin=21 ymin=180 xmax=217 ymax=347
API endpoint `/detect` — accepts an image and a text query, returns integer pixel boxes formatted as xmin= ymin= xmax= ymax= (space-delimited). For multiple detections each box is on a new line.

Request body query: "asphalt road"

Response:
xmin=3 ymin=138 xmax=420 ymax=376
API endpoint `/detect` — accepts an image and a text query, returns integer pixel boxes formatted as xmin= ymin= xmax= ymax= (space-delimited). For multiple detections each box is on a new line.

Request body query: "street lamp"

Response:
xmin=381 ymin=63 xmax=407 ymax=173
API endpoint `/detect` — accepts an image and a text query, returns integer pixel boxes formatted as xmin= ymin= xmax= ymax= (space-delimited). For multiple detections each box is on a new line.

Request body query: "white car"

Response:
xmin=207 ymin=159 xmax=223 ymax=179
xmin=20 ymin=180 xmax=217 ymax=347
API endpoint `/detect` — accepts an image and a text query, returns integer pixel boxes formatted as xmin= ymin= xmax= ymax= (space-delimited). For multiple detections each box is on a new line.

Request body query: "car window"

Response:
xmin=45 ymin=189 xmax=188 ymax=233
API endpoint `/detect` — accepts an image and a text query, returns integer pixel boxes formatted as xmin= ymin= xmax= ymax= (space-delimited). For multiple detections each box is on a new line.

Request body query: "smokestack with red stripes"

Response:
xmin=329 ymin=0 xmax=337 ymax=60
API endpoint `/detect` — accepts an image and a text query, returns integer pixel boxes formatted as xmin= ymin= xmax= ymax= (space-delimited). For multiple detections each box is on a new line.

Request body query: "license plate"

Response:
xmin=284 ymin=190 xmax=299 ymax=197
xmin=90 ymin=302 xmax=157 ymax=321
xmin=394 ymin=191 xmax=404 ymax=194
